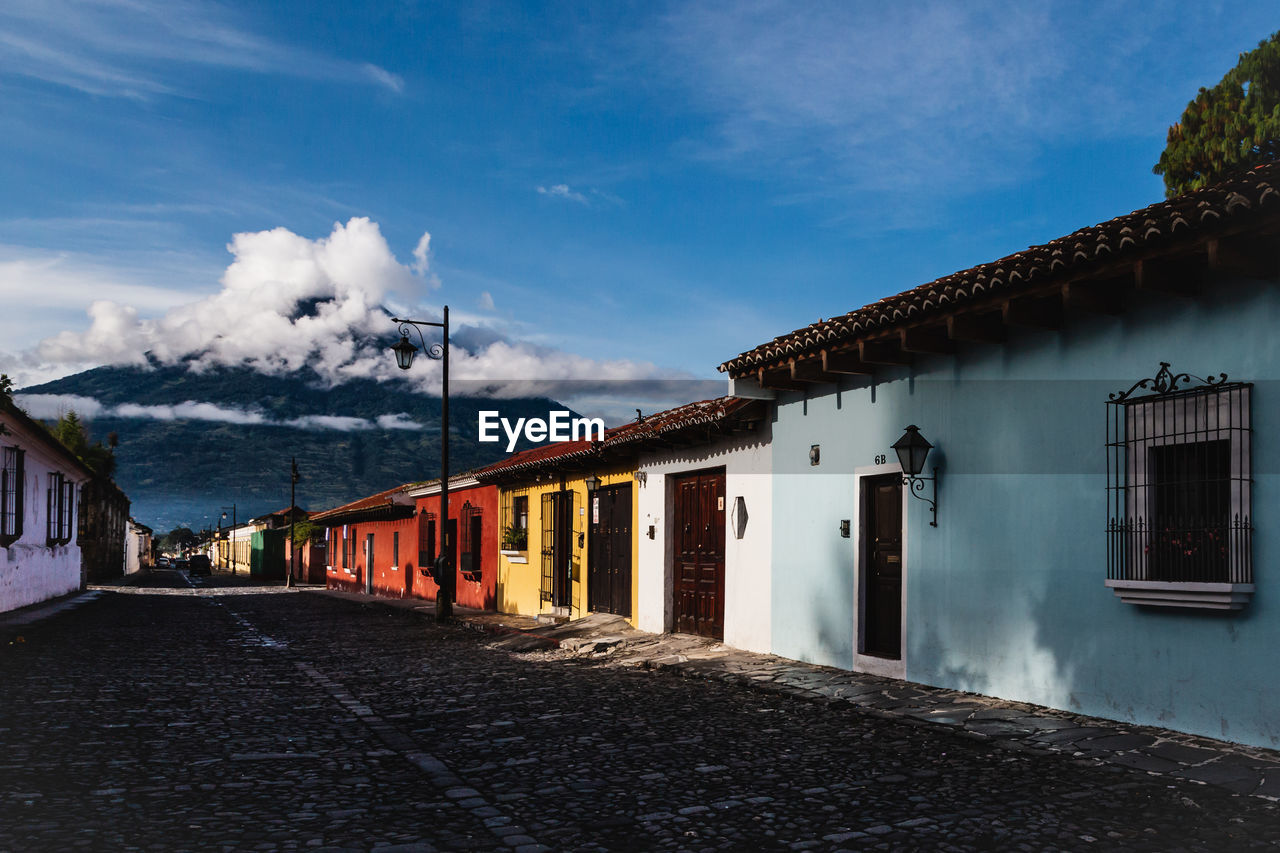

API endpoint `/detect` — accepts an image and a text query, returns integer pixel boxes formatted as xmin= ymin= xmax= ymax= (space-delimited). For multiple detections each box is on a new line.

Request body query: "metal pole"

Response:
xmin=287 ymin=457 xmax=296 ymax=588
xmin=438 ymin=306 xmax=452 ymax=621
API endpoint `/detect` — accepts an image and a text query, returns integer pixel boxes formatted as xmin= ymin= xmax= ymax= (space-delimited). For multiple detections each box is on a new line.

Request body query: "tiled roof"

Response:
xmin=720 ymin=163 xmax=1280 ymax=376
xmin=310 ymin=484 xmax=417 ymax=525
xmin=475 ymin=396 xmax=764 ymax=480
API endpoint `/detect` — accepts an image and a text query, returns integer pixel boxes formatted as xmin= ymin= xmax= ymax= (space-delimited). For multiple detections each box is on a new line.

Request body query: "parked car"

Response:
xmin=187 ymin=554 xmax=212 ymax=577
xmin=156 ymin=556 xmax=170 ymax=568
xmin=174 ymin=558 xmax=190 ymax=573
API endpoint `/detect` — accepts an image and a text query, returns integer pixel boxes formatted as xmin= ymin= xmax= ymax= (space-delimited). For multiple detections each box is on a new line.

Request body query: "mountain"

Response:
xmin=19 ymin=363 xmax=569 ymax=533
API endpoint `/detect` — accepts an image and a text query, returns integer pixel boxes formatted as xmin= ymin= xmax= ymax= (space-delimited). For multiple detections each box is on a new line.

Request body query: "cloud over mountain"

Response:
xmin=24 ymin=217 xmax=684 ymax=401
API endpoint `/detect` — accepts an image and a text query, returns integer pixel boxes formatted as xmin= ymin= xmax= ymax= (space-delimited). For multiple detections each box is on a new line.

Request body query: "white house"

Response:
xmin=0 ymin=398 xmax=93 ymax=612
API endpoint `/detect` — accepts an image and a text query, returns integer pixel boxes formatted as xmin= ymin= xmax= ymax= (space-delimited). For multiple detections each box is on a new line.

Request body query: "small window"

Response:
xmin=1106 ymin=364 xmax=1252 ymax=610
xmin=1 ymin=447 xmax=23 ymax=547
xmin=392 ymin=531 xmax=400 ymax=567
xmin=341 ymin=525 xmax=348 ymax=569
xmin=46 ymin=472 xmax=70 ymax=546
xmin=501 ymin=490 xmax=529 ymax=551
xmin=418 ymin=511 xmax=435 ymax=567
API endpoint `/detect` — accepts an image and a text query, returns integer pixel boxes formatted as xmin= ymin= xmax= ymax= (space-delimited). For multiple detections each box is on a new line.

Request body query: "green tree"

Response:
xmin=52 ymin=410 xmax=117 ymax=478
xmin=162 ymin=526 xmax=198 ymax=552
xmin=1154 ymin=31 xmax=1280 ymax=197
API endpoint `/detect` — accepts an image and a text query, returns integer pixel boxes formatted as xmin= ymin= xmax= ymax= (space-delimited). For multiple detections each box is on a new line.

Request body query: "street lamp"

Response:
xmin=391 ymin=310 xmax=452 ymax=622
xmin=221 ymin=504 xmax=236 ymax=573
xmin=892 ymin=425 xmax=939 ymax=527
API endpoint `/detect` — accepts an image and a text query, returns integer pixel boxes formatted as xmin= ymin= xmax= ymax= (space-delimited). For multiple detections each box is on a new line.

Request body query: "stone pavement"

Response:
xmin=5 ymin=572 xmax=1280 ymax=851
xmin=310 ymin=587 xmax=1280 ymax=803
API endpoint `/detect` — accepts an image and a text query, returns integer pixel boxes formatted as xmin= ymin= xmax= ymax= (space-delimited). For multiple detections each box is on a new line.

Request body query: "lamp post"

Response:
xmin=221 ymin=504 xmax=236 ymax=573
xmin=391 ymin=309 xmax=452 ymax=621
xmin=287 ymin=458 xmax=300 ymax=588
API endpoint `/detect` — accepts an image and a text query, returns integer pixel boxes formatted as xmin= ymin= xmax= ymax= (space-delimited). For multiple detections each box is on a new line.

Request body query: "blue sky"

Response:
xmin=1 ymin=1 xmax=1277 ymax=401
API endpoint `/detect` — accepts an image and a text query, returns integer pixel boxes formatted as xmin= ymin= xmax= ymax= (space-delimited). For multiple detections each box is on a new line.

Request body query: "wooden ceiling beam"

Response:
xmin=1002 ymin=294 xmax=1063 ymax=329
xmin=821 ymin=349 xmax=874 ymax=375
xmin=899 ymin=326 xmax=956 ymax=354
xmin=858 ymin=339 xmax=912 ymax=366
xmin=946 ymin=311 xmax=1007 ymax=343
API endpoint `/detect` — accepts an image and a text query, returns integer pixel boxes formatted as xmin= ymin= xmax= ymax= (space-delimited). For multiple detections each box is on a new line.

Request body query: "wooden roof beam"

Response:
xmin=1209 ymin=235 xmax=1280 ymax=281
xmin=1003 ymin=294 xmax=1062 ymax=329
xmin=758 ymin=366 xmax=808 ymax=391
xmin=858 ymin=339 xmax=912 ymax=366
xmin=946 ymin=311 xmax=1006 ymax=343
xmin=821 ymin=349 xmax=874 ymax=375
xmin=899 ymin=326 xmax=956 ymax=355
xmin=1063 ymin=279 xmax=1126 ymax=315
xmin=789 ymin=358 xmax=838 ymax=384
xmin=1135 ymin=255 xmax=1203 ymax=297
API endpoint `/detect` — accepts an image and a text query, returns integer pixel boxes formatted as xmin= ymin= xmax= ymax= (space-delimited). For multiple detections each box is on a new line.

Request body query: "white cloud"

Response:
xmin=478 ymin=291 xmax=495 ymax=311
xmin=285 ymin=414 xmax=372 ymax=432
xmin=537 ymin=184 xmax=589 ymax=204
xmin=17 ymin=217 xmax=684 ymax=399
xmin=376 ymin=413 xmax=425 ymax=430
xmin=11 ymin=393 xmax=105 ymax=420
xmin=0 ymin=0 xmax=404 ymax=99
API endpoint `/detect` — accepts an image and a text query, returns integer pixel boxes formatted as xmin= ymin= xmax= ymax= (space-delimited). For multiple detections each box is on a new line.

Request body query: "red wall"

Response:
xmin=413 ymin=483 xmax=499 ymax=610
xmin=326 ymin=514 xmax=417 ymax=598
xmin=323 ymin=482 xmax=499 ymax=610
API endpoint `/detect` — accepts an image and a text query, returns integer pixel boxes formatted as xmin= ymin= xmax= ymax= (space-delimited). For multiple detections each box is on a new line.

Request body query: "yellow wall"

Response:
xmin=495 ymin=464 xmax=640 ymax=625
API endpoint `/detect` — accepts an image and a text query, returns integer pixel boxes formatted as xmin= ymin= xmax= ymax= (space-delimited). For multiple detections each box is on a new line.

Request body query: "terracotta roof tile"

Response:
xmin=720 ymin=164 xmax=1280 ymax=376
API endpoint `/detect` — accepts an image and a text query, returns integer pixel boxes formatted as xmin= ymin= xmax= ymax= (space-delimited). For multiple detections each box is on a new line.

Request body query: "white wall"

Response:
xmin=637 ymin=422 xmax=773 ymax=653
xmin=0 ymin=413 xmax=85 ymax=612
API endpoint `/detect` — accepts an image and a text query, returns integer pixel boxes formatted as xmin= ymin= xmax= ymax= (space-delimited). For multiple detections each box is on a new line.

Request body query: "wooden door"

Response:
xmin=589 ymin=484 xmax=632 ymax=617
xmin=672 ymin=470 xmax=725 ymax=639
xmin=862 ymin=474 xmax=903 ymax=659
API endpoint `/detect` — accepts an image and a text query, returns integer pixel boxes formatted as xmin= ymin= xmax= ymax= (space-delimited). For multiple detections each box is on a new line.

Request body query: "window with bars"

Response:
xmin=499 ymin=489 xmax=529 ymax=551
xmin=340 ymin=525 xmax=349 ymax=569
xmin=1106 ymin=364 xmax=1252 ymax=608
xmin=46 ymin=473 xmax=73 ymax=546
xmin=460 ymin=501 xmax=483 ymax=581
xmin=419 ymin=511 xmax=436 ymax=568
xmin=393 ymin=531 xmax=400 ymax=568
xmin=1 ymin=447 xmax=23 ymax=547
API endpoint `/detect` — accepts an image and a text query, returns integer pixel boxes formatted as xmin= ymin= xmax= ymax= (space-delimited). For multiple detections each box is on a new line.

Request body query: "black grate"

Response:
xmin=1106 ymin=364 xmax=1252 ymax=584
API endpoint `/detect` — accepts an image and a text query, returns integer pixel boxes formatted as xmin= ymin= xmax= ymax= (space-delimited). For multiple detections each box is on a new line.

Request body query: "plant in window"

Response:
xmin=502 ymin=524 xmax=528 ymax=551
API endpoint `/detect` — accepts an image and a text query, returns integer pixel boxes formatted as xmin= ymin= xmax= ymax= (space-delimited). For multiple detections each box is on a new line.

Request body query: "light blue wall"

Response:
xmin=769 ymin=278 xmax=1280 ymax=748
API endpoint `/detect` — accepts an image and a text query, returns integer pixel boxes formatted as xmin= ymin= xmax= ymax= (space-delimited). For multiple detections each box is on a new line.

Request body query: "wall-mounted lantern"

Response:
xmin=809 ymin=444 xmax=820 ymax=466
xmin=892 ymin=424 xmax=938 ymax=527
xmin=731 ymin=496 xmax=749 ymax=539
xmin=584 ymin=474 xmax=601 ymax=492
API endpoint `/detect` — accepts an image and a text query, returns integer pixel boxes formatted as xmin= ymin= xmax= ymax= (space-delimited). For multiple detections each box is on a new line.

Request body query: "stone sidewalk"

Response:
xmin=309 ymin=587 xmax=1280 ymax=803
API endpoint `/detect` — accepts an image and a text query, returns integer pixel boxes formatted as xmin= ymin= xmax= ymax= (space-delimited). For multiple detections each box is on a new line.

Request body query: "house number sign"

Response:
xmin=874 ymin=454 xmax=886 ymax=465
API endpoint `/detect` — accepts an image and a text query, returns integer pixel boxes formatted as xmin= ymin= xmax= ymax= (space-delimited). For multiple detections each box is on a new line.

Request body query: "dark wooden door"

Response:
xmin=673 ymin=470 xmax=725 ymax=639
xmin=862 ymin=474 xmax=902 ymax=659
xmin=588 ymin=484 xmax=632 ymax=616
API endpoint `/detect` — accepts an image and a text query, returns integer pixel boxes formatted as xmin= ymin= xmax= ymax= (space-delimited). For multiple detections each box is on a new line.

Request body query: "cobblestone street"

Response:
xmin=2 ymin=571 xmax=1279 ymax=852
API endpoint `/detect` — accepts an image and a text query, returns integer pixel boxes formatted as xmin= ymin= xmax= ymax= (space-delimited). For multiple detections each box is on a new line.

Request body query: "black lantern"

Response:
xmin=584 ymin=474 xmax=601 ymax=492
xmin=391 ymin=333 xmax=419 ymax=370
xmin=892 ymin=425 xmax=939 ymax=527
xmin=892 ymin=425 xmax=932 ymax=476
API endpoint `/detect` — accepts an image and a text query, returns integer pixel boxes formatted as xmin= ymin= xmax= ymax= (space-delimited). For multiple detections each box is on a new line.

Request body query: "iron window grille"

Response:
xmin=340 ymin=526 xmax=348 ymax=569
xmin=1106 ymin=363 xmax=1252 ymax=588
xmin=460 ymin=501 xmax=483 ymax=582
xmin=393 ymin=531 xmax=400 ymax=567
xmin=419 ymin=512 xmax=436 ymax=568
xmin=46 ymin=472 xmax=69 ymax=546
xmin=1 ymin=447 xmax=23 ymax=547
xmin=61 ymin=478 xmax=75 ymax=545
xmin=500 ymin=489 xmax=530 ymax=551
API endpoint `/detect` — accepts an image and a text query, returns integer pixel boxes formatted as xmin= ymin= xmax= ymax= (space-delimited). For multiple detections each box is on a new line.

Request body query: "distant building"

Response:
xmin=125 ymin=518 xmax=153 ymax=575
xmin=79 ymin=477 xmax=130 ymax=582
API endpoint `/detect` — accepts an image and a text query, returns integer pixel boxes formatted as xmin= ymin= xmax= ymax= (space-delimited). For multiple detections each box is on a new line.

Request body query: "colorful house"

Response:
xmin=477 ymin=435 xmax=639 ymax=622
xmin=720 ymin=164 xmax=1280 ymax=748
xmin=312 ymin=485 xmax=417 ymax=596
xmin=406 ymin=476 xmax=499 ymax=610
xmin=624 ymin=398 xmax=771 ymax=649
xmin=0 ymin=396 xmax=93 ymax=611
